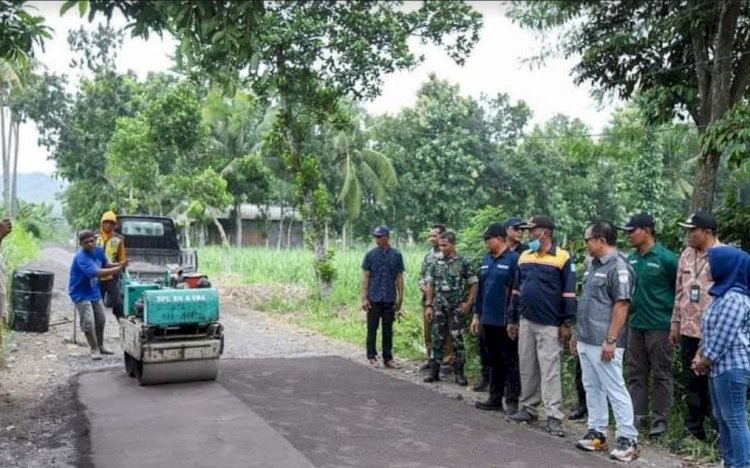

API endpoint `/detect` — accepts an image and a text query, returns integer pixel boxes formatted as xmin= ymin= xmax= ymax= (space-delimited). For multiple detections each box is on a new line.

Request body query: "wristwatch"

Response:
xmin=605 ymin=336 xmax=617 ymax=345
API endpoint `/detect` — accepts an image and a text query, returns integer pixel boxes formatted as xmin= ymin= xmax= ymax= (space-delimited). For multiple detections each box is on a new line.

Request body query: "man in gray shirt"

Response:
xmin=571 ymin=221 xmax=639 ymax=463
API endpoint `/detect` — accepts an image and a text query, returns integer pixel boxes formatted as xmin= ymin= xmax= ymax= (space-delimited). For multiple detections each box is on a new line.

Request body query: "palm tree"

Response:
xmin=0 ymin=60 xmax=22 ymax=216
xmin=333 ymin=128 xmax=397 ymax=248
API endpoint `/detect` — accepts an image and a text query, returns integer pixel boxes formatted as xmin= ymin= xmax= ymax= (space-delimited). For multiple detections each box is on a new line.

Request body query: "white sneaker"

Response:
xmin=90 ymin=349 xmax=102 ymax=361
xmin=609 ymin=437 xmax=639 ymax=462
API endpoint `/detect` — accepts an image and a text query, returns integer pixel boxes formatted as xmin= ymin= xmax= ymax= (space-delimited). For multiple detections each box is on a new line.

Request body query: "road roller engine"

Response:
xmin=113 ymin=215 xmax=223 ymax=385
xmin=119 ymin=269 xmax=224 ymax=385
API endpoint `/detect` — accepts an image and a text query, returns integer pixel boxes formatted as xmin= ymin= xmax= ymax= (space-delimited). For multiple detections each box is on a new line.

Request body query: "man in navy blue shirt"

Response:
xmin=471 ymin=223 xmax=520 ymax=412
xmin=69 ymin=230 xmax=127 ymax=360
xmin=361 ymin=225 xmax=405 ymax=369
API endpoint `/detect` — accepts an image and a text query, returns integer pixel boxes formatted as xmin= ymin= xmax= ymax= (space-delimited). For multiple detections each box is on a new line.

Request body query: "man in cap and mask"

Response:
xmin=506 ymin=215 xmax=576 ymax=438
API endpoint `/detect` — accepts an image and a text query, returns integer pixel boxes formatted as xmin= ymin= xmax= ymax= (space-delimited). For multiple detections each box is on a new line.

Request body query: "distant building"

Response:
xmin=206 ymin=204 xmax=303 ymax=248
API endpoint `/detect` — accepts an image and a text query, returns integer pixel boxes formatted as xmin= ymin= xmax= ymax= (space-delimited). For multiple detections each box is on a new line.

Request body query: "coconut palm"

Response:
xmin=333 ymin=127 xmax=397 ymax=248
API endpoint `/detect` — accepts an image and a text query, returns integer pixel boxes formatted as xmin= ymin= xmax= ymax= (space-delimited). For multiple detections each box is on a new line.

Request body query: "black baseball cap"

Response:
xmin=519 ymin=215 xmax=555 ymax=231
xmin=504 ymin=217 xmax=524 ymax=229
xmin=371 ymin=225 xmax=390 ymax=237
xmin=678 ymin=212 xmax=718 ymax=230
xmin=619 ymin=213 xmax=655 ymax=232
xmin=483 ymin=223 xmax=507 ymax=239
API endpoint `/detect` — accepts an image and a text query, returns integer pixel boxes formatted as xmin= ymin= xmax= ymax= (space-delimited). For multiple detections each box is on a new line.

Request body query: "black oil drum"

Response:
xmin=11 ymin=270 xmax=54 ymax=333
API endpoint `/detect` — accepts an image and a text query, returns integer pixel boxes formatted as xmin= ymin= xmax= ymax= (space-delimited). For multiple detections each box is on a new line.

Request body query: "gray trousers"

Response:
xmin=75 ymin=300 xmax=106 ymax=335
xmin=518 ymin=318 xmax=565 ymax=420
xmin=626 ymin=327 xmax=674 ymax=423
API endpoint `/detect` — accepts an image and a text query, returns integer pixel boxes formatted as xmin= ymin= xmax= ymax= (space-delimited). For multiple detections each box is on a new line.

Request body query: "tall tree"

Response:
xmin=331 ymin=124 xmax=397 ymax=248
xmin=508 ymin=0 xmax=750 ymax=212
xmin=0 ymin=1 xmax=51 ymax=73
xmin=72 ymin=0 xmax=482 ymax=294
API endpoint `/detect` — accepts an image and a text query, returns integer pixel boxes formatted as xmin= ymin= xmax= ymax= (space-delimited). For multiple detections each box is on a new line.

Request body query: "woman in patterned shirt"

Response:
xmin=692 ymin=246 xmax=750 ymax=468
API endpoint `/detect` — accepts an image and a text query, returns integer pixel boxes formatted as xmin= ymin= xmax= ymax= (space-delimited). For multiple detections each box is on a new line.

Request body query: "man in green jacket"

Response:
xmin=620 ymin=214 xmax=678 ymax=437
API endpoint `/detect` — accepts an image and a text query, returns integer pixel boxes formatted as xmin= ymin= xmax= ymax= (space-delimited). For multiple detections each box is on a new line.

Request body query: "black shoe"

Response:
xmin=455 ymin=372 xmax=468 ymax=386
xmin=687 ymin=428 xmax=707 ymax=441
xmin=547 ymin=417 xmax=565 ymax=437
xmin=505 ymin=407 xmax=538 ymax=424
xmin=472 ymin=377 xmax=489 ymax=392
xmin=475 ymin=395 xmax=504 ymax=411
xmin=504 ymin=401 xmax=518 ymax=416
xmin=568 ymin=405 xmax=587 ymax=420
xmin=423 ymin=361 xmax=440 ymax=383
xmin=649 ymin=420 xmax=667 ymax=438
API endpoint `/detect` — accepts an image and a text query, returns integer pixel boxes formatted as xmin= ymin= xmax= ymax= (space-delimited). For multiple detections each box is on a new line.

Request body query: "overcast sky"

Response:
xmin=18 ymin=1 xmax=618 ymax=175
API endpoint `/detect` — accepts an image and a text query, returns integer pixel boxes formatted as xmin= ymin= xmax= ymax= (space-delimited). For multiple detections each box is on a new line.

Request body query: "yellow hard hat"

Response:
xmin=100 ymin=211 xmax=117 ymax=223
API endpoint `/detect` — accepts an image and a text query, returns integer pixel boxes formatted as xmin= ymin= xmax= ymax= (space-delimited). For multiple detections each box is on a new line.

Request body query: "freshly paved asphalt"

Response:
xmin=78 ymin=356 xmax=613 ymax=468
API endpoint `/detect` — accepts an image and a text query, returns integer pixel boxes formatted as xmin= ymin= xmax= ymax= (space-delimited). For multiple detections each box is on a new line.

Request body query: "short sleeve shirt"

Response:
xmin=628 ymin=243 xmax=678 ymax=330
xmin=68 ymin=246 xmax=108 ymax=303
xmin=362 ymin=247 xmax=405 ymax=303
xmin=426 ymin=253 xmax=478 ymax=308
xmin=577 ymin=250 xmax=634 ymax=347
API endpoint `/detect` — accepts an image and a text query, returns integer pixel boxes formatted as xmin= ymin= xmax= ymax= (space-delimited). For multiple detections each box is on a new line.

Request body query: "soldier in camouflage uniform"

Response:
xmin=424 ymin=231 xmax=479 ymax=385
xmin=419 ymin=223 xmax=453 ymax=371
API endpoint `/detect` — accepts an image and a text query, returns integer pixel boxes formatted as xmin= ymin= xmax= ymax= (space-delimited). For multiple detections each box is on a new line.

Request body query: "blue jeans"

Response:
xmin=710 ymin=369 xmax=750 ymax=468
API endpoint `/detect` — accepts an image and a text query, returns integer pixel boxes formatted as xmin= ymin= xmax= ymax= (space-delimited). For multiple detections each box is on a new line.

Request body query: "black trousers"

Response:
xmin=575 ymin=357 xmax=586 ymax=407
xmin=481 ymin=324 xmax=520 ymax=402
xmin=99 ymin=278 xmax=123 ymax=319
xmin=367 ymin=302 xmax=395 ymax=361
xmin=681 ymin=335 xmax=712 ymax=434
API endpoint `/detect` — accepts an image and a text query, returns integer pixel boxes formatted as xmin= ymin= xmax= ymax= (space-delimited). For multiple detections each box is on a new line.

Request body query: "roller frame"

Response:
xmin=119 ymin=317 xmax=223 ymax=386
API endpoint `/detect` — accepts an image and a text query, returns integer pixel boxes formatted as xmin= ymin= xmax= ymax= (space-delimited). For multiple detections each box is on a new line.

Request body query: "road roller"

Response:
xmin=113 ymin=215 xmax=223 ymax=385
xmin=119 ymin=271 xmax=224 ymax=385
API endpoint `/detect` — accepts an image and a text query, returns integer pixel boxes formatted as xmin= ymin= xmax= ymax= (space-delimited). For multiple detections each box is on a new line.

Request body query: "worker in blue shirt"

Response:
xmin=69 ymin=230 xmax=127 ymax=360
xmin=471 ymin=223 xmax=520 ymax=413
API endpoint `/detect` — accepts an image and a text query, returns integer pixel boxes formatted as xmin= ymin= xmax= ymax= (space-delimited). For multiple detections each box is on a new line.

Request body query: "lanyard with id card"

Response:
xmin=689 ymin=255 xmax=709 ymax=304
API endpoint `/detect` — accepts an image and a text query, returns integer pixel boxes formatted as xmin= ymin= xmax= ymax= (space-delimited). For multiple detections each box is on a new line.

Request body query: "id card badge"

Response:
xmin=689 ymin=284 xmax=701 ymax=303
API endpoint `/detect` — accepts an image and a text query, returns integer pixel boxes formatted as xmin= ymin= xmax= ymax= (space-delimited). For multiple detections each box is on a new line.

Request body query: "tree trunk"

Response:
xmin=276 ymin=49 xmax=331 ymax=296
xmin=342 ymin=220 xmax=347 ymax=250
xmin=212 ymin=217 xmax=229 ymax=248
xmin=287 ymin=212 xmax=293 ymax=249
xmin=10 ymin=119 xmax=19 ymax=217
xmin=234 ymin=200 xmax=242 ymax=248
xmin=690 ymin=146 xmax=722 ymax=212
xmin=0 ymin=105 xmax=9 ymax=211
xmin=199 ymin=223 xmax=206 ymax=248
xmin=276 ymin=202 xmax=284 ymax=250
xmin=184 ymin=221 xmax=192 ymax=249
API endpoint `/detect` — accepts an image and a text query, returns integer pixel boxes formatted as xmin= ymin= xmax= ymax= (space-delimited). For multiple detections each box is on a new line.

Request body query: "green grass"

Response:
xmin=199 ymin=245 xmax=720 ymax=464
xmin=1 ymin=225 xmax=42 ymax=354
xmin=199 ymin=245 xmax=428 ymax=361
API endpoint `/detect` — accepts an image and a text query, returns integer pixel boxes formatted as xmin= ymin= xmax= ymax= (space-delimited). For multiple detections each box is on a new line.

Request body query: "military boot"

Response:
xmin=454 ymin=363 xmax=468 ymax=386
xmin=472 ymin=366 xmax=490 ymax=392
xmin=423 ymin=361 xmax=440 ymax=383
